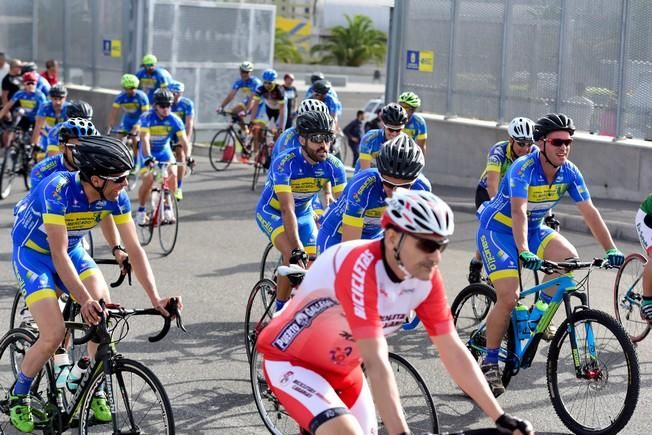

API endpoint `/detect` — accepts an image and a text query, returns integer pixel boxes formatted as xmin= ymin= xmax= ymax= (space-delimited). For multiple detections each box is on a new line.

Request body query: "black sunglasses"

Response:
xmin=545 ymin=138 xmax=573 ymax=147
xmin=99 ymin=174 xmax=129 ymax=184
xmin=515 ymin=140 xmax=533 ymax=148
xmin=157 ymin=103 xmax=171 ymax=108
xmin=412 ymin=235 xmax=449 ymax=253
xmin=385 ymin=126 xmax=403 ymax=133
xmin=308 ymin=133 xmax=335 ymax=144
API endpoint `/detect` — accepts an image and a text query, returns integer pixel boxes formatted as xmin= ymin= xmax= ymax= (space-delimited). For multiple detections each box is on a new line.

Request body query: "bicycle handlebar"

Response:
xmin=539 ymin=257 xmax=611 ymax=274
xmin=94 ymin=258 xmax=132 ymax=287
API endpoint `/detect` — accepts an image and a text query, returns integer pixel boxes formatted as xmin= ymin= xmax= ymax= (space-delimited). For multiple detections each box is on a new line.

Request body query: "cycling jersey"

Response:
xmin=45 ymin=122 xmax=65 ymax=153
xmin=317 ymin=169 xmax=431 ymax=254
xmin=138 ymin=109 xmax=185 ymax=162
xmin=231 ymin=76 xmax=262 ymax=105
xmin=304 ymin=87 xmax=342 ymax=115
xmin=135 ymin=67 xmax=171 ymax=103
xmin=636 ymin=194 xmax=652 ymax=255
xmin=271 ymin=127 xmax=300 ymax=162
xmin=171 ymin=96 xmax=194 ymax=124
xmin=253 ymin=84 xmax=286 ymax=110
xmin=35 ymin=101 xmax=69 ymax=149
xmin=354 ymin=128 xmax=386 ymax=173
xmin=403 ymin=113 xmax=427 ymax=142
xmin=113 ymin=90 xmax=150 ymax=132
xmin=10 ymin=90 xmax=48 ymax=122
xmin=36 ymin=75 xmax=51 ymax=96
xmin=478 ymin=141 xmax=512 ymax=189
xmin=30 ymin=154 xmax=67 ymax=188
xmin=640 ymin=194 xmax=652 ymax=215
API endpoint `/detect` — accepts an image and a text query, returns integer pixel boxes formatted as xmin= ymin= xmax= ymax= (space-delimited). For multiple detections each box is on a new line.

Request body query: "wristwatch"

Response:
xmin=112 ymin=245 xmax=126 ymax=256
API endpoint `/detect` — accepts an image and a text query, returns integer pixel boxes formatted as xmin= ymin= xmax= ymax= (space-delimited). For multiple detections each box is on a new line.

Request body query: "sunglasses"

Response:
xmin=99 ymin=173 xmax=129 ymax=184
xmin=545 ymin=138 xmax=573 ymax=147
xmin=24 ymin=82 xmax=36 ymax=86
xmin=385 ymin=126 xmax=404 ymax=133
xmin=515 ymin=140 xmax=533 ymax=148
xmin=411 ymin=235 xmax=449 ymax=253
xmin=157 ymin=103 xmax=171 ymax=108
xmin=263 ymin=81 xmax=275 ymax=86
xmin=307 ymin=133 xmax=335 ymax=144
xmin=379 ymin=175 xmax=414 ymax=189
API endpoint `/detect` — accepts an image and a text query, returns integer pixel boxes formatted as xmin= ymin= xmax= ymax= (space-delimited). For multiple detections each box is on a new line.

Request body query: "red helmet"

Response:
xmin=22 ymin=72 xmax=38 ymax=83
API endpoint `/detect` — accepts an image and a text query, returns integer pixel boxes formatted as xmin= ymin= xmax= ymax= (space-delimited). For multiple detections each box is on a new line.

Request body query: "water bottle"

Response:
xmin=514 ymin=303 xmax=530 ymax=340
xmin=53 ymin=348 xmax=71 ymax=389
xmin=529 ymin=300 xmax=549 ymax=331
xmin=67 ymin=356 xmax=91 ymax=392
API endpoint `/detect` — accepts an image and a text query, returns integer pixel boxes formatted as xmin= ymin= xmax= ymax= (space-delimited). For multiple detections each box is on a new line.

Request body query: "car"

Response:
xmin=362 ymin=97 xmax=384 ymax=123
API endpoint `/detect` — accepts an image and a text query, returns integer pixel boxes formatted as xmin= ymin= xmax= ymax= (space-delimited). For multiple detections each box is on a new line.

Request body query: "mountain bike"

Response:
xmin=0 ymin=298 xmax=185 ymax=434
xmin=0 ymin=117 xmax=34 ymax=199
xmin=613 ymin=252 xmax=651 ymax=343
xmin=209 ymin=111 xmax=252 ymax=171
xmin=451 ymin=258 xmax=639 ymax=435
xmin=137 ymin=161 xmax=179 ymax=256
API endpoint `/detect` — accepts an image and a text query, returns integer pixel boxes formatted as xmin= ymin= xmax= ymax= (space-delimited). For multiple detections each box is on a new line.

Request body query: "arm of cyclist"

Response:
xmin=218 ymin=89 xmax=237 ymax=112
xmin=576 ymin=200 xmax=624 ymax=265
xmin=185 ymin=115 xmax=194 ymax=145
xmin=140 ymin=128 xmax=154 ymax=166
xmin=1 ymin=89 xmax=8 ymax=107
xmin=357 ymin=336 xmax=410 ymax=434
xmin=416 ymin=137 xmax=427 ymax=155
xmin=107 ymin=105 xmax=120 ymax=132
xmin=486 ymin=171 xmax=500 ymax=199
xmin=0 ymin=99 xmax=14 ymax=120
xmin=511 ymin=197 xmax=530 ymax=257
xmin=99 ymin=216 xmax=128 ymax=269
xmin=248 ymin=97 xmax=260 ymax=119
xmin=277 ymin=190 xmax=303 ymax=252
xmin=31 ymin=115 xmax=45 ymax=145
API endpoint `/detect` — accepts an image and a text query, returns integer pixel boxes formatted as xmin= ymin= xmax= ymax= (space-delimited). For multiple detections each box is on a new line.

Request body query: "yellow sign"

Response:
xmin=418 ymin=50 xmax=434 ymax=72
xmin=111 ymin=39 xmax=122 ymax=58
xmin=276 ymin=16 xmax=312 ymax=53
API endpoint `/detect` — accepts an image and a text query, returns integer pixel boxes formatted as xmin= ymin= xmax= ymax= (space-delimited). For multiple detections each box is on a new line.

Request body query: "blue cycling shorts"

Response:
xmin=12 ymin=243 xmax=98 ymax=307
xmin=476 ymin=225 xmax=557 ymax=282
xmin=119 ymin=116 xmax=140 ymax=135
xmin=255 ymin=203 xmax=317 ymax=256
xmin=138 ymin=147 xmax=175 ymax=174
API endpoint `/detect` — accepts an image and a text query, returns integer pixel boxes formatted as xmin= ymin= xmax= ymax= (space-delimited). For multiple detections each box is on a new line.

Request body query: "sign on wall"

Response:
xmin=406 ymin=49 xmax=434 ymax=72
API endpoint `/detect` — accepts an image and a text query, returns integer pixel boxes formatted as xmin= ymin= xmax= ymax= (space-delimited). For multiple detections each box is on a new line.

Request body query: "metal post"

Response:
xmin=90 ymin=0 xmax=98 ymax=87
xmin=122 ymin=0 xmax=133 ymax=76
xmin=498 ymin=0 xmax=513 ymax=124
xmin=134 ymin=0 xmax=146 ymax=72
xmin=32 ymin=0 xmax=38 ymax=64
xmin=385 ymin=0 xmax=404 ymax=103
xmin=63 ymin=0 xmax=69 ymax=83
xmin=615 ymin=0 xmax=629 ymax=139
xmin=146 ymin=0 xmax=155 ymax=57
xmin=446 ymin=0 xmax=459 ymax=116
xmin=554 ymin=0 xmax=568 ymax=113
xmin=170 ymin=2 xmax=179 ymax=76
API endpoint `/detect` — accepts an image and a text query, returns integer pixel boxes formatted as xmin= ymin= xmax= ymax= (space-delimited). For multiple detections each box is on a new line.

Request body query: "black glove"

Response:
xmin=496 ymin=413 xmax=534 ymax=434
xmin=143 ymin=155 xmax=156 ymax=168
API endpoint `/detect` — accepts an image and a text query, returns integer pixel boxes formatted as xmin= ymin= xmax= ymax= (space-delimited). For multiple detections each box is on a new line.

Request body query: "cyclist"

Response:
xmin=248 ymin=68 xmax=286 ymax=158
xmin=475 ymin=113 xmax=625 ymax=397
xmin=1 ymin=59 xmax=23 ymax=109
xmin=317 ymin=134 xmax=431 ymax=254
xmin=31 ymin=84 xmax=69 ymax=160
xmin=10 ymin=135 xmax=183 ymax=433
xmin=0 ymin=71 xmax=48 ymax=150
xmin=216 ymin=61 xmax=261 ymax=119
xmin=468 ymin=117 xmax=536 ymax=284
xmin=635 ymin=194 xmax=652 ymax=322
xmin=135 ymin=88 xmax=189 ymax=224
xmin=255 ymin=110 xmax=347 ymax=312
xmin=307 ymin=79 xmax=340 ymax=123
xmin=282 ymin=73 xmax=297 ymax=129
xmin=256 ymin=189 xmax=534 ymax=435
xmin=397 ymin=91 xmax=428 ymax=153
xmin=169 ymin=80 xmax=195 ymax=200
xmin=305 ymin=71 xmax=340 ymax=103
xmin=271 ymin=99 xmax=330 ymax=163
xmin=355 ymin=102 xmax=408 ymax=173
xmin=135 ymin=54 xmax=172 ymax=104
xmin=107 ymin=73 xmax=150 ymax=147
xmin=45 ymin=100 xmax=94 ymax=157
xmin=21 ymin=62 xmax=51 ymax=96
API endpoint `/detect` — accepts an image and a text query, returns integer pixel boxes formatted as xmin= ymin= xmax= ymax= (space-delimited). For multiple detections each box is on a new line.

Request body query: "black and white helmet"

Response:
xmin=533 ymin=113 xmax=575 ymax=141
xmin=296 ymin=111 xmax=334 ymax=135
xmin=381 ymin=189 xmax=454 ymax=238
xmin=72 ymin=136 xmax=134 ymax=179
xmin=298 ymin=99 xmax=329 ymax=115
xmin=508 ymin=117 xmax=534 ymax=142
xmin=376 ymin=134 xmax=424 ymax=180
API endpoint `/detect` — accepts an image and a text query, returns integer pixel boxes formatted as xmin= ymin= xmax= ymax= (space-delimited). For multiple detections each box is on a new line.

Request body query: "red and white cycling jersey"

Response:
xmin=257 ymin=238 xmax=454 ymax=375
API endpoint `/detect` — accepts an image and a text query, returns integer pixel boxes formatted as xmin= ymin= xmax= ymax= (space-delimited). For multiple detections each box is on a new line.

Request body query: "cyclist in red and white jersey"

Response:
xmin=256 ymin=189 xmax=534 ymax=435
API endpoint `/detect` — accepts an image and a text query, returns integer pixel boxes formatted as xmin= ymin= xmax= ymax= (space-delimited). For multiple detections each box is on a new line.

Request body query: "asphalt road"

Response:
xmin=0 ymin=155 xmax=650 ymax=434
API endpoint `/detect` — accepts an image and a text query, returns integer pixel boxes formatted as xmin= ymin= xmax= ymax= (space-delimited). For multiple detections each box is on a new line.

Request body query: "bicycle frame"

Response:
xmin=150 ymin=162 xmax=174 ymax=226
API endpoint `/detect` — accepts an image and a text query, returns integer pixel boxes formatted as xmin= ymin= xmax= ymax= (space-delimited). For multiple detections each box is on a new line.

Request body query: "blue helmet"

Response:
xmin=59 ymin=118 xmax=98 ymax=142
xmin=168 ymin=80 xmax=185 ymax=93
xmin=262 ymin=69 xmax=278 ymax=82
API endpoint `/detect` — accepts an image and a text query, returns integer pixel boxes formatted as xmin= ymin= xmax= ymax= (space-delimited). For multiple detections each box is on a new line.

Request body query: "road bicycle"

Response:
xmin=209 ymin=111 xmax=253 ymax=172
xmin=137 ymin=161 xmax=179 ymax=256
xmin=451 ymin=258 xmax=639 ymax=435
xmin=0 ymin=115 xmax=34 ymax=199
xmin=613 ymin=252 xmax=651 ymax=343
xmin=259 ymin=242 xmax=282 ymax=281
xmin=108 ymin=128 xmax=140 ymax=191
xmin=0 ymin=298 xmax=185 ymax=434
xmin=251 ymin=129 xmax=275 ymax=192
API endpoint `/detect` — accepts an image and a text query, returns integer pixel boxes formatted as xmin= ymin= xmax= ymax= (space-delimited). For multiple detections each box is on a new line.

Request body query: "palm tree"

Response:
xmin=311 ymin=14 xmax=387 ymax=66
xmin=275 ymin=27 xmax=303 ymax=64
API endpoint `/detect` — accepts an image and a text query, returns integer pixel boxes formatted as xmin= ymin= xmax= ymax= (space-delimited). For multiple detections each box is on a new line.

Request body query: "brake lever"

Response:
xmin=109 ymin=258 xmax=132 ymax=288
xmin=147 ymin=297 xmax=186 ymax=342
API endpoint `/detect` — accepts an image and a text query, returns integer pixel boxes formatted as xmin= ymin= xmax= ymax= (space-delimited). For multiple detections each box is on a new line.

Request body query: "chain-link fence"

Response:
xmin=393 ymin=0 xmax=652 ymax=140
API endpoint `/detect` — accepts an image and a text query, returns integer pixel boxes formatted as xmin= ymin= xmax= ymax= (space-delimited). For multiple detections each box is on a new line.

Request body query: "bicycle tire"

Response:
xmin=209 ymin=129 xmax=236 ymax=171
xmin=22 ymin=151 xmax=32 ymax=191
xmin=244 ymin=279 xmax=277 ymax=363
xmin=0 ymin=145 xmax=18 ymax=199
xmin=377 ymin=352 xmax=439 ymax=434
xmin=259 ymin=242 xmax=281 ymax=281
xmin=78 ymin=357 xmax=175 ymax=434
xmin=613 ymin=252 xmax=650 ymax=343
xmin=251 ymin=143 xmax=268 ymax=191
xmin=137 ymin=188 xmax=157 ymax=246
xmin=159 ymin=189 xmax=179 ymax=256
xmin=547 ymin=309 xmax=639 ymax=435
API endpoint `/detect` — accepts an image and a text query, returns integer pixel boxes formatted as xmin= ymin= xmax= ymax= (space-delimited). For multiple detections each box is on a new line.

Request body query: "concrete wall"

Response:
xmin=421 ymin=114 xmax=652 ymax=202
xmin=67 ymin=85 xmax=118 ymax=135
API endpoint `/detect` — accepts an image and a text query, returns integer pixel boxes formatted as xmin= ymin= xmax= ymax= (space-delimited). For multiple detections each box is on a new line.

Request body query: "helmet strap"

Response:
xmin=62 ymin=149 xmax=76 ymax=170
xmin=393 ymin=233 xmax=412 ymax=280
xmin=542 ymin=142 xmax=560 ymax=169
xmin=92 ymin=178 xmax=109 ymax=201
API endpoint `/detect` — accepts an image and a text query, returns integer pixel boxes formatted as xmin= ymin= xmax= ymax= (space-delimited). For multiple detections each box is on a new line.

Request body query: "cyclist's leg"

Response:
xmin=172 ymin=141 xmax=185 ymax=195
xmin=635 ymin=210 xmax=652 ymax=321
xmin=536 ymin=227 xmax=578 ymax=296
xmin=470 ymin=186 xmax=491 ymax=283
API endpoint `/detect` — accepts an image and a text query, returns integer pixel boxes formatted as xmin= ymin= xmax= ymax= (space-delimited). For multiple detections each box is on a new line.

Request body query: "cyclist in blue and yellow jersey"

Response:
xmin=270 ymin=99 xmax=329 ymax=163
xmin=135 ymin=54 xmax=172 ymax=104
xmin=136 ymin=89 xmax=189 ymax=223
xmin=0 ymin=71 xmax=48 ymax=150
xmin=255 ymin=110 xmax=347 ymax=311
xmin=45 ymin=100 xmax=94 ymax=158
xmin=21 ymin=62 xmax=51 ymax=96
xmin=108 ymin=74 xmax=150 ymax=140
xmin=468 ymin=117 xmax=537 ymax=283
xmin=304 ymin=71 xmax=341 ymax=108
xmin=9 ymin=136 xmax=182 ymax=433
xmin=307 ymin=79 xmax=341 ymax=124
xmin=398 ymin=91 xmax=428 ymax=154
xmin=31 ymin=84 xmax=70 ymax=160
xmin=248 ymin=69 xmax=286 ymax=157
xmin=355 ymin=102 xmax=408 ymax=173
xmin=317 ymin=134 xmax=431 ymax=254
xmin=216 ymin=61 xmax=262 ymax=118
xmin=476 ymin=113 xmax=625 ymax=397
xmin=169 ymin=80 xmax=195 ymax=199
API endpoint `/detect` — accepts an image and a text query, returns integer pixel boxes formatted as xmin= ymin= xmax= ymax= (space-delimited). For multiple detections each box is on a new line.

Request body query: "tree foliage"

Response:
xmin=274 ymin=27 xmax=303 ymax=64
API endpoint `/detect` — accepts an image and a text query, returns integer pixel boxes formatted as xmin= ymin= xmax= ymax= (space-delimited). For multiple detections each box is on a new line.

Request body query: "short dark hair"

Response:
xmin=46 ymin=59 xmax=57 ymax=69
xmin=356 ymin=110 xmax=364 ymax=117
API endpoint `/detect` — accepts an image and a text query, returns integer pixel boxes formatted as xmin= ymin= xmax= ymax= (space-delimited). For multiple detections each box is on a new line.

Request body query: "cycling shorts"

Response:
xmin=635 ymin=209 xmax=652 ymax=256
xmin=255 ymin=202 xmax=317 ymax=256
xmin=119 ymin=116 xmax=140 ymax=135
xmin=138 ymin=148 xmax=175 ymax=175
xmin=254 ymin=105 xmax=281 ymax=126
xmin=12 ymin=243 xmax=97 ymax=307
xmin=263 ymin=359 xmax=376 ymax=433
xmin=476 ymin=225 xmax=556 ymax=282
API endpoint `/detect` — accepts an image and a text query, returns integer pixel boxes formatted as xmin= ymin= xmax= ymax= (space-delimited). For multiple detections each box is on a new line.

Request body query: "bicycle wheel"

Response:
xmin=0 ymin=145 xmax=18 ymax=199
xmin=260 ymin=242 xmax=282 ymax=281
xmin=22 ymin=150 xmax=33 ymax=191
xmin=546 ymin=309 xmax=640 ymax=435
xmin=209 ymin=129 xmax=236 ymax=171
xmin=251 ymin=143 xmax=268 ymax=191
xmin=613 ymin=252 xmax=650 ymax=343
xmin=377 ymin=352 xmax=438 ymax=434
xmin=450 ymin=284 xmax=516 ymax=389
xmin=244 ymin=279 xmax=277 ymax=363
xmin=250 ymin=347 xmax=296 ymax=435
xmin=9 ymin=289 xmax=28 ymax=331
xmin=137 ymin=189 xmax=157 ymax=246
xmin=78 ymin=357 xmax=174 ymax=434
xmin=158 ymin=189 xmax=179 ymax=256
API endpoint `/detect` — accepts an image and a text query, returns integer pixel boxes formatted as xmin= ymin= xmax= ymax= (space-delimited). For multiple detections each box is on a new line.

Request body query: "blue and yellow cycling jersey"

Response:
xmin=271 ymin=127 xmax=300 ymax=162
xmin=171 ymin=96 xmax=194 ymax=124
xmin=136 ymin=67 xmax=171 ymax=103
xmin=30 ymin=154 xmax=68 ymax=188
xmin=404 ymin=113 xmax=427 ymax=142
xmin=113 ymin=89 xmax=150 ymax=121
xmin=36 ymin=101 xmax=68 ymax=128
xmin=36 ymin=75 xmax=51 ymax=96
xmin=12 ymin=171 xmax=132 ymax=253
xmin=10 ymin=90 xmax=48 ymax=121
xmin=231 ymin=76 xmax=262 ymax=104
xmin=354 ymin=128 xmax=386 ymax=173
xmin=45 ymin=122 xmax=66 ymax=152
xmin=319 ymin=168 xmax=431 ymax=240
xmin=478 ymin=141 xmax=513 ymax=190
xmin=477 ymin=149 xmax=590 ymax=233
xmin=138 ymin=110 xmax=186 ymax=155
xmin=257 ymin=148 xmax=347 ymax=216
xmin=305 ymin=86 xmax=340 ymax=105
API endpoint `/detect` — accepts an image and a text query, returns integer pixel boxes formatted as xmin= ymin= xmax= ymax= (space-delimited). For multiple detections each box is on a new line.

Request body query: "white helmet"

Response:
xmin=298 ymin=98 xmax=329 ymax=115
xmin=381 ymin=188 xmax=454 ymax=238
xmin=508 ymin=117 xmax=535 ymax=142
